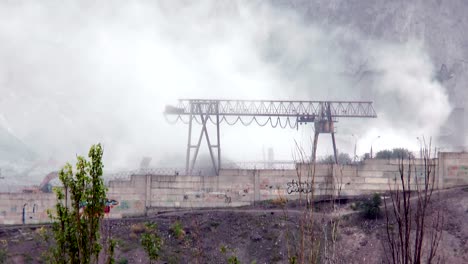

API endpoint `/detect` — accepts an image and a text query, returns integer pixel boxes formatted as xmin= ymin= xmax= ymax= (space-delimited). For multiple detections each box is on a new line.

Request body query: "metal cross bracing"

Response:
xmin=164 ymin=99 xmax=377 ymax=176
xmin=166 ymin=99 xmax=376 ymax=118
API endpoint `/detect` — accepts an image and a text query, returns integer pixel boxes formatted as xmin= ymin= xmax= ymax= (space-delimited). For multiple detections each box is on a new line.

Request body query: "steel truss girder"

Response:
xmin=165 ymin=99 xmax=377 ymax=119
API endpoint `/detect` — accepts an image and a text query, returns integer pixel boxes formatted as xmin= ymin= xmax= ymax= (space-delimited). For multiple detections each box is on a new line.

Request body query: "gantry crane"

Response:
xmin=165 ymin=99 xmax=377 ymax=175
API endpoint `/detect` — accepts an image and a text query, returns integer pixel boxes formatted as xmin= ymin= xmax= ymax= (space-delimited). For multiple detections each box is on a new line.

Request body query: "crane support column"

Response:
xmin=185 ymin=101 xmax=221 ymax=176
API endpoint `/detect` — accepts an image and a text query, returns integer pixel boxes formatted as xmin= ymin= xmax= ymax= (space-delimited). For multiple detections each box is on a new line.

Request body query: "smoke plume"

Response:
xmin=0 ymin=0 xmax=452 ymax=174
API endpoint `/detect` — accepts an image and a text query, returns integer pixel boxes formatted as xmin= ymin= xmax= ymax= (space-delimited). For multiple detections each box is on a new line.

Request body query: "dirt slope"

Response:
xmin=0 ymin=187 xmax=467 ymax=263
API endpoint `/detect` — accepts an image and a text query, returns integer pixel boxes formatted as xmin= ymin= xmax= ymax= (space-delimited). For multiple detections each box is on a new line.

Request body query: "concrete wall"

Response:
xmin=438 ymin=152 xmax=468 ymax=188
xmin=1 ymin=152 xmax=468 ymax=225
xmin=0 ymin=193 xmax=56 ymax=224
xmin=105 ymin=158 xmax=440 ymax=217
xmin=339 ymin=158 xmax=438 ymax=196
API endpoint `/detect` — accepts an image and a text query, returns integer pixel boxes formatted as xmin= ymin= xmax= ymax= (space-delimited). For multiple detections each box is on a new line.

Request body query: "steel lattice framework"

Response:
xmin=166 ymin=99 xmax=376 ymax=117
xmin=165 ymin=99 xmax=377 ymax=175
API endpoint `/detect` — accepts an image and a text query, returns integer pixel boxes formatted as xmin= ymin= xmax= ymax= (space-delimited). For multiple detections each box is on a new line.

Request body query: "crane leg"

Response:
xmin=331 ymin=132 xmax=338 ymax=164
xmin=312 ymin=131 xmax=320 ymax=164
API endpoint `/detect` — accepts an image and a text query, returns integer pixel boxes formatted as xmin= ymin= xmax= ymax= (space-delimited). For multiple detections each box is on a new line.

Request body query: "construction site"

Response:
xmin=1 ymin=0 xmax=468 ymax=263
xmin=1 ymin=138 xmax=468 ymax=263
xmin=1 ymin=99 xmax=467 ymax=225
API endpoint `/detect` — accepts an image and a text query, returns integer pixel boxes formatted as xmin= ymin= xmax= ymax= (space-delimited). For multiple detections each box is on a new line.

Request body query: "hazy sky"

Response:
xmin=0 ymin=0 xmax=452 ymax=171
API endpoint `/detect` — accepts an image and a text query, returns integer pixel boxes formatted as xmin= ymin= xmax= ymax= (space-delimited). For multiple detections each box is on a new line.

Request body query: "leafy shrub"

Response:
xmin=141 ymin=222 xmax=163 ymax=264
xmin=219 ymin=244 xmax=227 ymax=254
xmin=220 ymin=245 xmax=240 ymax=264
xmin=228 ymin=255 xmax=240 ymax=264
xmin=117 ymin=257 xmax=128 ymax=264
xmin=0 ymin=246 xmax=7 ymax=264
xmin=106 ymin=239 xmax=116 ymax=264
xmin=288 ymin=256 xmax=298 ymax=264
xmin=361 ymin=193 xmax=382 ymax=219
xmin=170 ymin=221 xmax=185 ymax=239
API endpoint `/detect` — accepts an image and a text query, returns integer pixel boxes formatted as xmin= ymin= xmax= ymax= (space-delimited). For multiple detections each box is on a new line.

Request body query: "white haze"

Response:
xmin=0 ymin=0 xmax=451 ymax=173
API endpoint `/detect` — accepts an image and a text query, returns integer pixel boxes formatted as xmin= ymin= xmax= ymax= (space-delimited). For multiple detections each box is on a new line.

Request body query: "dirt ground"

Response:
xmin=0 ymin=187 xmax=467 ymax=264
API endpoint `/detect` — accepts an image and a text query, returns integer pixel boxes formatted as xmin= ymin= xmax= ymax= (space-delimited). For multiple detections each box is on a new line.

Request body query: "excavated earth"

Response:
xmin=0 ymin=187 xmax=467 ymax=264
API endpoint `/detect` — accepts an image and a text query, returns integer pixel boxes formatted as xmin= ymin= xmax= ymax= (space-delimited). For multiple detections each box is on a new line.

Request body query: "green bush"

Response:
xmin=220 ymin=245 xmax=240 ymax=264
xmin=0 ymin=248 xmax=7 ymax=264
xmin=227 ymin=255 xmax=240 ymax=264
xmin=288 ymin=256 xmax=298 ymax=264
xmin=170 ymin=221 xmax=185 ymax=239
xmin=220 ymin=245 xmax=227 ymax=254
xmin=117 ymin=257 xmax=128 ymax=264
xmin=141 ymin=223 xmax=163 ymax=264
xmin=361 ymin=193 xmax=382 ymax=219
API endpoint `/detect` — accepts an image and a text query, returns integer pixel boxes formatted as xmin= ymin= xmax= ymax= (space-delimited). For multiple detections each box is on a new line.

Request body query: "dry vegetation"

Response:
xmin=0 ymin=186 xmax=466 ymax=263
xmin=1 ymin=145 xmax=467 ymax=263
xmin=0 ymin=186 xmax=467 ymax=263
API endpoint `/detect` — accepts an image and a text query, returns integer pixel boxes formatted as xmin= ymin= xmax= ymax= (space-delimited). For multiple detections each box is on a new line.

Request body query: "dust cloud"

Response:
xmin=0 ymin=1 xmax=451 ymax=177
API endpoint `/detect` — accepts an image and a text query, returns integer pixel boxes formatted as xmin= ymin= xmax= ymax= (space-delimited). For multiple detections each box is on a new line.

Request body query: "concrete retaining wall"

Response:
xmin=104 ymin=158 xmax=441 ymax=217
xmin=0 ymin=193 xmax=56 ymax=224
xmin=1 ymin=152 xmax=467 ymax=224
xmin=438 ymin=152 xmax=468 ymax=188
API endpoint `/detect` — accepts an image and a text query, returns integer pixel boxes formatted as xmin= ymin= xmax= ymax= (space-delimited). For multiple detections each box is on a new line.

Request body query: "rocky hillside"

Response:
xmin=272 ymin=0 xmax=468 ymax=145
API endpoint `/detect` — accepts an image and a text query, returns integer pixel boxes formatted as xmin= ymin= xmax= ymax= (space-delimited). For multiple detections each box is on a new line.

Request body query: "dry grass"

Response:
xmin=130 ymin=223 xmax=147 ymax=234
xmin=271 ymin=196 xmax=288 ymax=206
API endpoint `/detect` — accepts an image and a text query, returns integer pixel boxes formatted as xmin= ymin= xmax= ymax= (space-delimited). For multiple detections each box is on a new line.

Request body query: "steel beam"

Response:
xmin=185 ymin=107 xmax=193 ymax=175
xmin=165 ymin=99 xmax=377 ymax=118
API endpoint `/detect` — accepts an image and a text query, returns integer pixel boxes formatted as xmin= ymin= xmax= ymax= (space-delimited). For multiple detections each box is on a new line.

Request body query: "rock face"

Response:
xmin=271 ymin=0 xmax=468 ymax=146
xmin=0 ymin=126 xmax=35 ymax=162
xmin=273 ymin=0 xmax=468 ymax=66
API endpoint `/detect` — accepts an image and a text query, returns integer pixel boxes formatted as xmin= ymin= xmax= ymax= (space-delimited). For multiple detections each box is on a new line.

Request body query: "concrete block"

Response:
xmin=151 ymin=181 xmax=161 ymax=188
xmin=383 ymin=172 xmax=400 ymax=179
xmin=217 ymin=176 xmax=252 ymax=184
xmin=149 ymin=201 xmax=161 ymax=207
xmin=365 ymin=178 xmax=390 ymax=184
xmin=1 ymin=219 xmax=17 ymax=225
xmin=167 ymin=194 xmax=185 ymax=202
xmin=348 ymin=177 xmax=366 ymax=184
xmin=169 ymin=182 xmax=187 ymax=189
xmin=340 ymin=190 xmax=362 ymax=196
xmin=359 ymin=184 xmax=388 ymax=191
xmin=358 ymin=171 xmax=384 ymax=178
xmin=444 ymin=178 xmax=468 ymax=186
